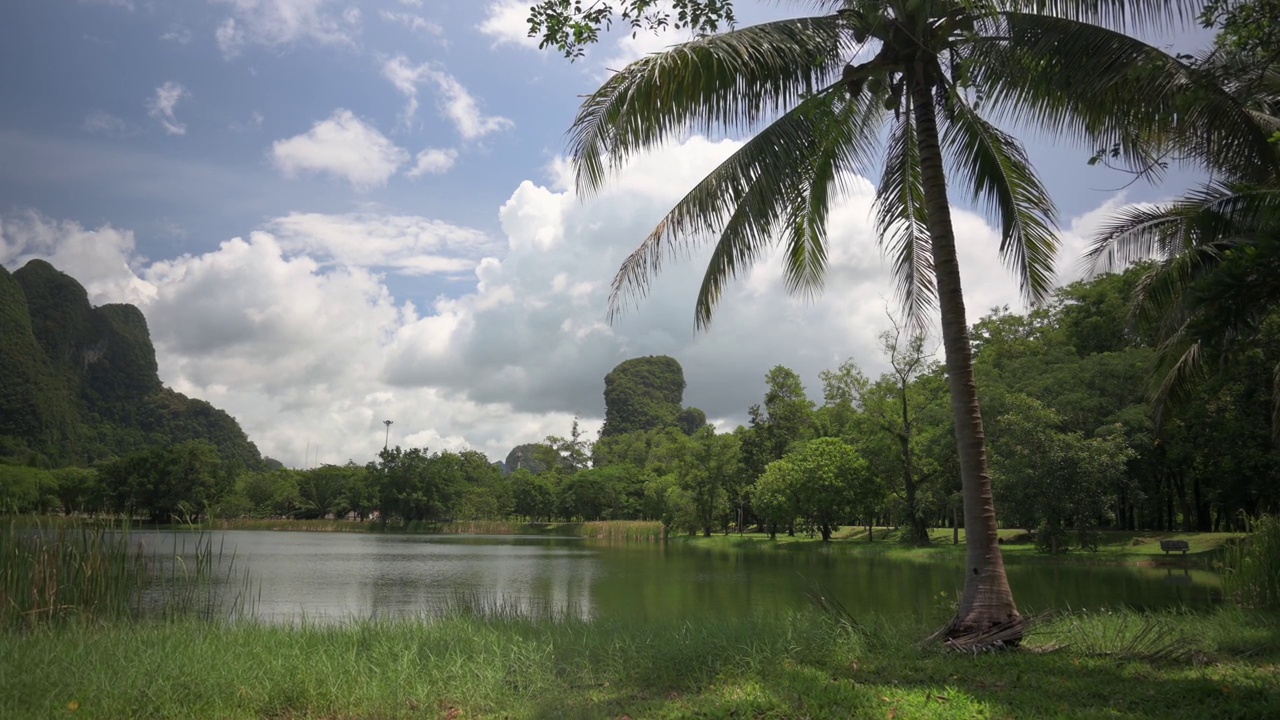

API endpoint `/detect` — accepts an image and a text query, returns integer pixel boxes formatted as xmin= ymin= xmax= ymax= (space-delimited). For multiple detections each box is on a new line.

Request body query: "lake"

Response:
xmin=139 ymin=530 xmax=1222 ymax=623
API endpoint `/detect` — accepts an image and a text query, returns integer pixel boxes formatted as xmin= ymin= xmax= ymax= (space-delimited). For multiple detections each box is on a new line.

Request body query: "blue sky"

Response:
xmin=0 ymin=0 xmax=1211 ymax=466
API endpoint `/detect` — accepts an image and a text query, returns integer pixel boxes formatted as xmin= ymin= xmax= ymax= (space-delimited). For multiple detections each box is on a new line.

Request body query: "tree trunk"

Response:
xmin=1192 ymin=474 xmax=1211 ymax=532
xmin=900 ymin=396 xmax=930 ymax=545
xmin=1172 ymin=470 xmax=1192 ymax=532
xmin=911 ymin=71 xmax=1020 ymax=638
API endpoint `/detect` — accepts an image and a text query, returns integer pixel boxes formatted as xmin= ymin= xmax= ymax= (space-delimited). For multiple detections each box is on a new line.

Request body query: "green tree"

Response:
xmin=100 ymin=440 xmax=225 ymax=523
xmin=857 ymin=321 xmax=944 ymax=544
xmin=754 ymin=437 xmax=875 ymax=542
xmin=676 ymin=407 xmax=708 ymax=435
xmin=989 ymin=395 xmax=1134 ymax=552
xmin=367 ymin=447 xmax=463 ymax=524
xmin=510 ymin=468 xmax=556 ymax=521
xmin=546 ymin=419 xmax=592 ymax=472
xmin=50 ymin=467 xmax=99 ymax=515
xmin=558 ymin=469 xmax=616 ymax=520
xmin=0 ymin=464 xmax=55 ymax=513
xmin=815 ymin=359 xmax=868 ymax=439
xmin=296 ymin=463 xmax=359 ymax=519
xmin=236 ymin=469 xmax=300 ymax=517
xmin=530 ymin=0 xmax=1266 ymax=637
xmin=675 ymin=427 xmax=741 ymax=535
xmin=761 ymin=365 xmax=815 ymax=459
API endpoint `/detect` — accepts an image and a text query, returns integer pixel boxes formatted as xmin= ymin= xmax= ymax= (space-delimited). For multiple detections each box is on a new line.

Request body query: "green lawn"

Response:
xmin=680 ymin=528 xmax=1243 ymax=565
xmin=2 ymin=609 xmax=1277 ymax=719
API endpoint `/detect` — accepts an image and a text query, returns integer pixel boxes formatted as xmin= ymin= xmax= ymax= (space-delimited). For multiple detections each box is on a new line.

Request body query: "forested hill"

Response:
xmin=0 ymin=259 xmax=263 ymax=469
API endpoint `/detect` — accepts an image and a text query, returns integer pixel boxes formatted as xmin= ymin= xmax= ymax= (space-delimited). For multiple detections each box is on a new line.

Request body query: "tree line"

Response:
xmin=7 ymin=266 xmax=1278 ymax=542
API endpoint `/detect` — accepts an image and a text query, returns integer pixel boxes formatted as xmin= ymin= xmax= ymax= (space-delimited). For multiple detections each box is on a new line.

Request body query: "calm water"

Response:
xmin=139 ymin=531 xmax=1221 ymax=623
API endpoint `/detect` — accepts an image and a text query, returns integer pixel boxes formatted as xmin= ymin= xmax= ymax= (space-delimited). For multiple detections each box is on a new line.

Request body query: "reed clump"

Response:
xmin=0 ymin=518 xmax=145 ymax=627
xmin=1223 ymin=514 xmax=1280 ymax=609
xmin=0 ymin=516 xmax=252 ymax=628
xmin=575 ymin=521 xmax=665 ymax=542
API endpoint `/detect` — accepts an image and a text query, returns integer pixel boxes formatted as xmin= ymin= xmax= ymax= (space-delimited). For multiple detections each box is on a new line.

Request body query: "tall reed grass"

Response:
xmin=1222 ymin=514 xmax=1280 ymax=609
xmin=419 ymin=519 xmax=522 ymax=535
xmin=0 ymin=517 xmax=253 ymax=628
xmin=0 ymin=517 xmax=145 ymax=627
xmin=575 ymin=520 xmax=665 ymax=542
xmin=207 ymin=518 xmax=369 ymax=533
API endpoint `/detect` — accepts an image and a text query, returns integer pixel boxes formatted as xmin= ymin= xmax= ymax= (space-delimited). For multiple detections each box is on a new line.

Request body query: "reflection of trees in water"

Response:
xmin=131 ymin=531 xmax=1225 ymax=624
xmin=359 ymin=547 xmax=599 ymax=622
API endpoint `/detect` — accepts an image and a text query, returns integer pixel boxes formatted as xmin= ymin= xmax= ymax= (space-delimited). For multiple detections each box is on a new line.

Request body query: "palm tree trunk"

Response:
xmin=910 ymin=70 xmax=1020 ymax=638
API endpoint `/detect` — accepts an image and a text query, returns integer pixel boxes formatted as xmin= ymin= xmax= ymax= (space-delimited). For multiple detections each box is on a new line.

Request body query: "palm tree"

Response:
xmin=1086 ymin=20 xmax=1280 ymax=430
xmin=563 ymin=0 xmax=1271 ymax=639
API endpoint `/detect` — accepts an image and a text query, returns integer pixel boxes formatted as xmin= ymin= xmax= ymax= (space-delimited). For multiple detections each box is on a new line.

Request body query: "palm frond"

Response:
xmin=876 ymin=108 xmax=936 ymax=330
xmin=777 ymin=80 xmax=888 ymax=301
xmin=1148 ymin=334 xmax=1205 ymax=431
xmin=1271 ymin=360 xmax=1280 ymax=442
xmin=971 ymin=12 xmax=1279 ymax=183
xmin=1087 ymin=184 xmax=1280 ymax=272
xmin=569 ymin=15 xmax=849 ymax=197
xmin=997 ymin=0 xmax=1205 ymax=34
xmin=1129 ymin=243 xmax=1232 ymax=342
xmin=940 ymin=88 xmax=1059 ymax=305
xmin=1085 ymin=203 xmax=1200 ymax=273
xmin=607 ymin=83 xmax=885 ymax=327
xmin=1123 ymin=192 xmax=1280 ymax=428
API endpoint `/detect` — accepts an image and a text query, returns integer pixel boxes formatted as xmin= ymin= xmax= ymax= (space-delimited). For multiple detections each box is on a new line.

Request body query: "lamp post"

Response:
xmin=383 ymin=419 xmax=393 ymax=451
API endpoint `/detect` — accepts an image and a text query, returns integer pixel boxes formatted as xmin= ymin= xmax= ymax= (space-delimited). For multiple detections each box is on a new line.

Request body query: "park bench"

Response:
xmin=1159 ymin=539 xmax=1190 ymax=555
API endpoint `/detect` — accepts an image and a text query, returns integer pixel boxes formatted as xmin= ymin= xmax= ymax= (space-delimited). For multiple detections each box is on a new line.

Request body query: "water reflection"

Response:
xmin=135 ymin=531 xmax=1223 ymax=624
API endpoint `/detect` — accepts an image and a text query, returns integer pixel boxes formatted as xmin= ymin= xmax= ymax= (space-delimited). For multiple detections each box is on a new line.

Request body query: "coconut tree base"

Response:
xmin=934 ymin=615 xmax=1030 ymax=653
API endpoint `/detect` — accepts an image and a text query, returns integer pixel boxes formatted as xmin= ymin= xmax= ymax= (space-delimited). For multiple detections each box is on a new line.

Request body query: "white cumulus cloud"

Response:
xmin=478 ymin=1 xmax=539 ymax=48
xmin=161 ymin=25 xmax=193 ymax=44
xmin=379 ymin=10 xmax=443 ymax=39
xmin=0 ymin=211 xmax=156 ymax=305
xmin=78 ymin=0 xmax=134 ymax=10
xmin=212 ymin=0 xmax=355 ymax=59
xmin=264 ymin=211 xmax=495 ymax=275
xmin=381 ymin=56 xmax=513 ymax=139
xmin=146 ymin=82 xmax=188 ymax=136
xmin=270 ymin=110 xmax=408 ymax=190
xmin=407 ymin=148 xmax=458 ymax=177
xmin=0 ymin=138 xmax=1121 ymax=468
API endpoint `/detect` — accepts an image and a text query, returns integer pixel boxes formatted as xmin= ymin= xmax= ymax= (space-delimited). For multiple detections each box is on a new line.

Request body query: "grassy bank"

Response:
xmin=1 ymin=609 xmax=1277 ymax=719
xmin=681 ymin=528 xmax=1244 ymax=565
xmin=201 ymin=518 xmax=1237 ymax=561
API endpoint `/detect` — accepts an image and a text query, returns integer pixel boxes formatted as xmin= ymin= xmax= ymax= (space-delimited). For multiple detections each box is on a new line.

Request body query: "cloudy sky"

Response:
xmin=0 ymin=1 xmax=1208 ymax=467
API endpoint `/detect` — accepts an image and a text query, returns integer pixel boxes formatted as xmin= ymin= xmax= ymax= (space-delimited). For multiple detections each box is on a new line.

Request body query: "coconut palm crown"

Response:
xmin=567 ymin=0 xmax=1274 ymax=637
xmin=1086 ymin=37 xmax=1280 ymax=431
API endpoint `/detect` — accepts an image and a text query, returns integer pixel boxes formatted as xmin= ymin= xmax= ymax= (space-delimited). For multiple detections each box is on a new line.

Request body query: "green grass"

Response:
xmin=1 ymin=608 xmax=1277 ymax=719
xmin=683 ymin=528 xmax=1243 ymax=565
